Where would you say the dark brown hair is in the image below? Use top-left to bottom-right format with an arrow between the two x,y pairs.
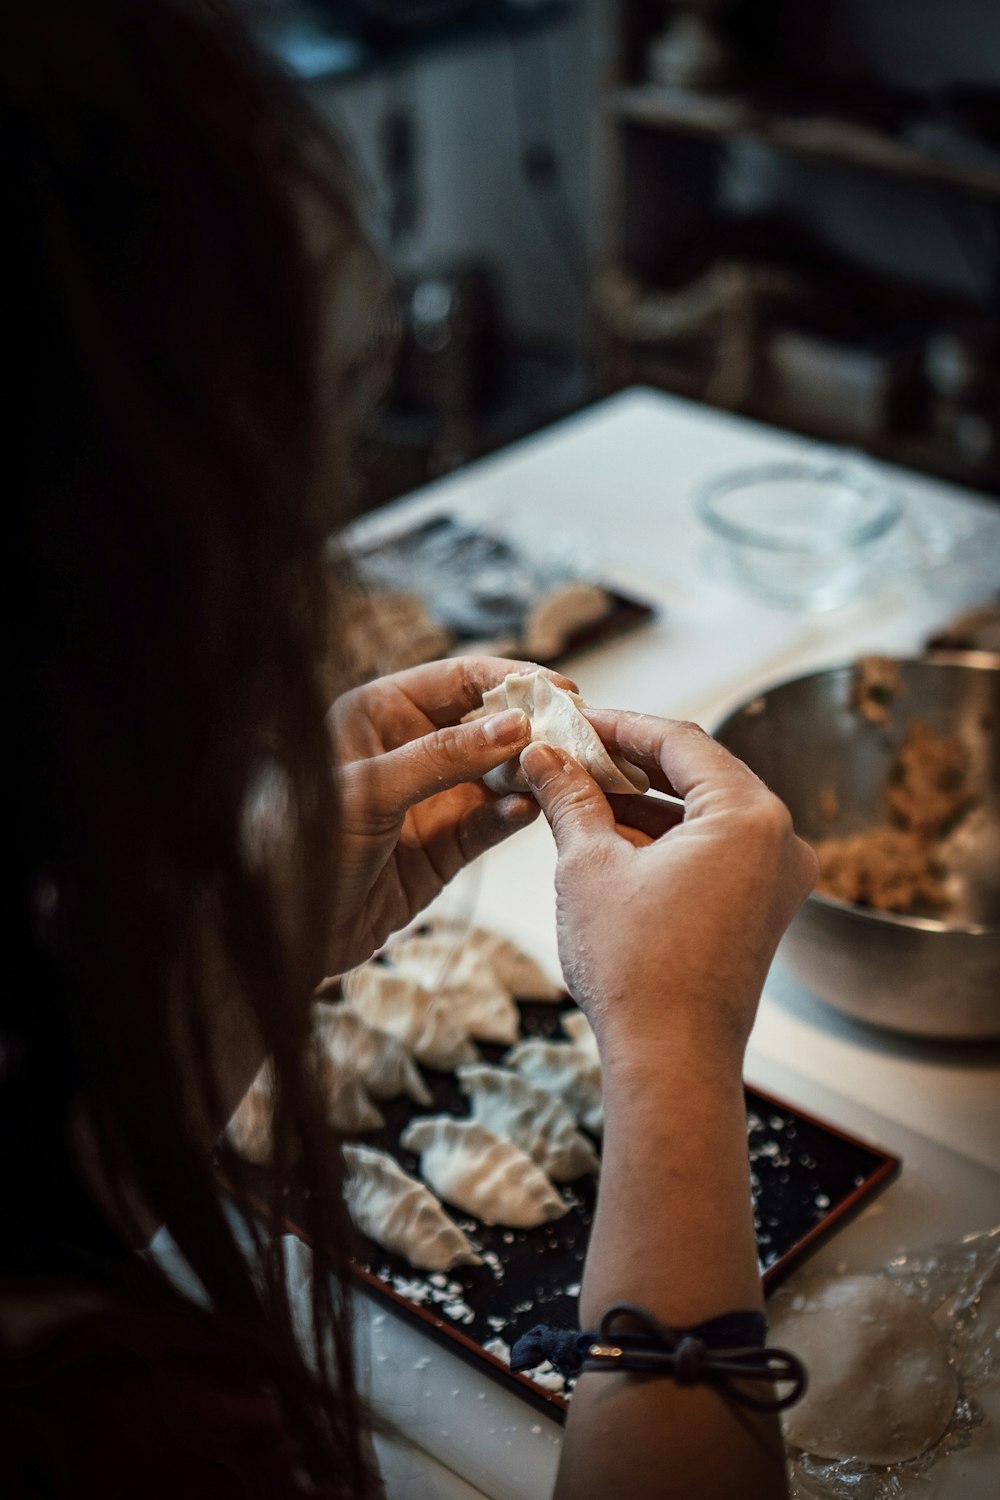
4,1 -> 385,1490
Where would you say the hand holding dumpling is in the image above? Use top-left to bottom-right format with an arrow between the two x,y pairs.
326,657 -> 576,973
464,670 -> 649,797
521,711 -> 818,1076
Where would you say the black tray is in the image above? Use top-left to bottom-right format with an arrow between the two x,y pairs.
351,513 -> 656,667
242,998 -> 899,1422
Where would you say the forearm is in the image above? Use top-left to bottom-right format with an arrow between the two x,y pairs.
580,1049 -> 762,1324
554,1051 -> 787,1500
510,714 -> 816,1499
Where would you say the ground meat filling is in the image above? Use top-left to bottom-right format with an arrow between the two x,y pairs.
851,655 -> 903,726
813,719 -> 976,915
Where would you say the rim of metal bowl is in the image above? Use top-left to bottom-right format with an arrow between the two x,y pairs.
694,460 -> 904,553
713,655 -> 1000,938
806,887 -> 999,938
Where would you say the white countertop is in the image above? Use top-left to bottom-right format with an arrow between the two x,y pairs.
346,389 -> 1000,1499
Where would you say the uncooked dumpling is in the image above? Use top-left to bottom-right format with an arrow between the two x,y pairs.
467,671 -> 649,797
472,928 -> 563,1000
343,1144 -> 482,1273
313,1046 -> 385,1133
226,1048 -> 383,1162
343,963 -> 478,1071
769,1274 -> 958,1464
522,582 -> 612,661
384,936 -> 521,1045
457,1063 -> 599,1181
560,1009 -> 599,1061
226,1064 -> 275,1165
504,1038 -> 603,1135
400,1116 -> 569,1228
312,1003 -> 432,1105
392,921 -> 563,1002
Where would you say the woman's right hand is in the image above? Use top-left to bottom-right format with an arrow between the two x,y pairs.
524,711 -> 810,1500
519,712 -> 818,1077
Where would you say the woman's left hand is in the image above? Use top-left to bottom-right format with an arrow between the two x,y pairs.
324,656 -> 574,974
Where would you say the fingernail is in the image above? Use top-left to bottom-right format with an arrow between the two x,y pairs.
520,742 -> 563,785
484,709 -> 529,745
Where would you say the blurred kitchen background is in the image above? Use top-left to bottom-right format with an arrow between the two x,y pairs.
240,0 -> 1000,504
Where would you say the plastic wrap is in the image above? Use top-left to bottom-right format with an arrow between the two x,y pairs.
787,1226 -> 999,1498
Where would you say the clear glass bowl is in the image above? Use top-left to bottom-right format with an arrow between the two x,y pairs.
695,454 -> 905,610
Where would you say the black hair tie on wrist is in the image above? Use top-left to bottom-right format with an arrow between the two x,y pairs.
510,1302 -> 806,1413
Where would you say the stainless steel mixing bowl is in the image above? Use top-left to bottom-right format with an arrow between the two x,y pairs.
714,656 -> 1000,1040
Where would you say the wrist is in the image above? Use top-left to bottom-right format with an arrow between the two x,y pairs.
596,1020 -> 748,1095
599,1060 -> 748,1151
580,1067 -> 763,1329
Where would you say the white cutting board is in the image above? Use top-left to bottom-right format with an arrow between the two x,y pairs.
357,1055 -> 1000,1500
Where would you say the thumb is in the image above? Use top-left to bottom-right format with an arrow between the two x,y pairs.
372,708 -> 530,812
520,743 -> 616,855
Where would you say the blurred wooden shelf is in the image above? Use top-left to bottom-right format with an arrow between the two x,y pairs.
607,84 -> 1000,201
596,2 -> 1000,495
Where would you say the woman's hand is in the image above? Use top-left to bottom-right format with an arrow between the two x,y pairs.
522,710 -> 808,1500
520,710 -> 818,1076
325,656 -> 575,975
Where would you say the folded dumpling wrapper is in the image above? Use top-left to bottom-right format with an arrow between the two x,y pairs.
225,1065 -> 276,1165
522,582 -> 612,661
504,1037 -> 603,1135
343,1144 -> 482,1272
314,1046 -> 386,1133
467,927 -> 563,1001
769,1274 -> 958,1464
312,1004 -> 432,1105
400,1116 -> 569,1228
343,964 -> 479,1071
383,938 -> 521,1046
390,921 -> 563,1003
560,1008 -> 600,1061
467,671 -> 649,797
226,1048 -> 384,1164
457,1063 -> 600,1181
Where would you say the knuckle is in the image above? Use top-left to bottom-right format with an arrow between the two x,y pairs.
455,655 -> 496,710
797,835 -> 821,888
620,709 -> 656,743
327,684 -> 359,723
429,722 -> 468,767
548,779 -> 596,829
767,796 -> 795,838
744,791 -> 795,845
456,657 -> 481,706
